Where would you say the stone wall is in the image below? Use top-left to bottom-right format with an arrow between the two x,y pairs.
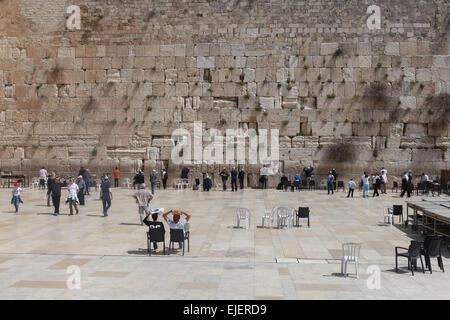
0,0 -> 449,186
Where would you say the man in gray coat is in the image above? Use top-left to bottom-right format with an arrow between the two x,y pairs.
149,170 -> 157,195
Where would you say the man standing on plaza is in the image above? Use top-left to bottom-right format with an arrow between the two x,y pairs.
347,178 -> 356,198
230,167 -> 238,192
149,170 -> 157,195
76,175 -> 86,205
113,167 -> 120,188
46,173 -> 54,207
220,168 -> 229,191
361,172 -> 370,198
39,167 -> 48,190
400,171 -> 411,198
260,166 -> 268,189
380,167 -> 388,194
82,169 -> 91,195
238,168 -> 245,190
327,171 -> 335,195
101,176 -> 113,217
67,178 -> 79,215
133,183 -> 153,225
50,177 -> 63,216
161,169 -> 168,190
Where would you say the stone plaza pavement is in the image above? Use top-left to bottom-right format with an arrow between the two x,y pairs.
0,187 -> 448,300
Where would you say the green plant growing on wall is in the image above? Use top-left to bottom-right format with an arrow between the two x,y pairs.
440,146 -> 448,152
327,93 -> 336,99
244,93 -> 250,99
373,149 -> 378,158
304,65 -> 309,70
263,111 -> 268,116
282,120 -> 289,126
255,104 -> 262,111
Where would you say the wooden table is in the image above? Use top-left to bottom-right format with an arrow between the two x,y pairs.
406,200 -> 450,239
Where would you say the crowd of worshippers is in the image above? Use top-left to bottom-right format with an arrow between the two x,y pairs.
275,167 -> 436,198
17,166 -> 114,216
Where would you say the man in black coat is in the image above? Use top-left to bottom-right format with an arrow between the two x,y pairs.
400,171 -> 411,197
50,177 -> 63,215
143,212 -> 166,251
181,167 -> 190,179
238,169 -> 245,189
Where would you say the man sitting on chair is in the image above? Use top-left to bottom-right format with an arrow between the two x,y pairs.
143,212 -> 165,251
162,209 -> 191,249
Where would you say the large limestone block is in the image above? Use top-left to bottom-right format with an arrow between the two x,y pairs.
197,57 -> 215,69
385,42 -> 400,56
311,121 -> 333,136
404,123 -> 427,137
320,43 -> 339,56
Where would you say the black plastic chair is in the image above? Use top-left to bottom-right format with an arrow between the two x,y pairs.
284,181 -> 291,191
388,205 -> 404,224
337,181 -> 345,192
296,207 -> 310,228
395,241 -> 424,276
169,229 -> 185,255
147,227 -> 165,256
293,181 -> 301,190
392,181 -> 399,193
184,223 -> 191,253
421,236 -> 444,273
308,180 -> 315,190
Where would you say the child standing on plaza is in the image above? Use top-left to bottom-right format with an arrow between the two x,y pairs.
11,183 -> 23,213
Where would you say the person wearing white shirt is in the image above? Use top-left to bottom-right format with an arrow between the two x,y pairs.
67,178 -> 79,215
380,167 -> 388,194
163,209 -> 191,250
347,179 -> 356,198
361,172 -> 370,198
11,183 -> 23,213
39,167 -> 48,190
400,171 -> 411,197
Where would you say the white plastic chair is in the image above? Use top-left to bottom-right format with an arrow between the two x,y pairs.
214,179 -> 221,191
182,178 -> 190,189
319,179 -> 328,190
341,242 -> 361,278
30,177 -> 39,189
174,179 -> 184,190
261,207 -> 276,228
276,206 -> 295,229
122,178 -> 131,189
236,207 -> 251,229
383,206 -> 393,225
